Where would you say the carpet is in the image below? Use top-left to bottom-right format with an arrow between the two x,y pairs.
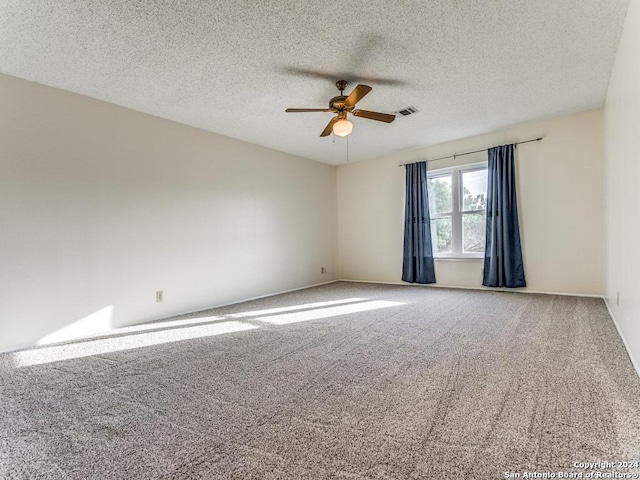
1,282 -> 639,479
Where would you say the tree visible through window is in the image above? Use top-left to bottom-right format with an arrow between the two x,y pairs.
427,175 -> 452,253
427,163 -> 487,258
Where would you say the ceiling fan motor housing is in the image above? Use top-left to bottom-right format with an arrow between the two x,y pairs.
330,95 -> 349,111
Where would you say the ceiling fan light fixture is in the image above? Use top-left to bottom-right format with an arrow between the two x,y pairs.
333,119 -> 353,137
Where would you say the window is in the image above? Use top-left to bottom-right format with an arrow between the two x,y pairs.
427,163 -> 487,258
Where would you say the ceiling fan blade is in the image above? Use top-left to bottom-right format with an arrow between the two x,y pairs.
320,116 -> 339,137
344,84 -> 372,108
286,108 -> 332,113
352,109 -> 396,123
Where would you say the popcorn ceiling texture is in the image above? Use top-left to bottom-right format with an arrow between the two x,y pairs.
1,282 -> 639,478
0,0 -> 630,164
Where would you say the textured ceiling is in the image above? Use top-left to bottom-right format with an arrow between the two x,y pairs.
0,1 -> 630,165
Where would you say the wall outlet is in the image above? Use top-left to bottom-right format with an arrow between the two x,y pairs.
321,267 -> 327,274
156,291 -> 164,303
616,291 -> 620,307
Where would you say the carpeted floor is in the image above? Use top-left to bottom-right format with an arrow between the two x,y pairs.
1,282 -> 639,479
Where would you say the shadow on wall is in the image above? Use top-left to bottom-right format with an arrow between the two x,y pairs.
12,297 -> 405,367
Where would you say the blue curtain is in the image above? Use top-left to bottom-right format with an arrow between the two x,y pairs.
402,162 -> 436,284
483,144 -> 526,288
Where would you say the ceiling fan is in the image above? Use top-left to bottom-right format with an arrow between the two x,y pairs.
285,80 -> 395,137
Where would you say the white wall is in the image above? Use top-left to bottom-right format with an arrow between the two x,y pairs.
0,74 -> 338,352
338,109 -> 604,296
604,0 -> 640,370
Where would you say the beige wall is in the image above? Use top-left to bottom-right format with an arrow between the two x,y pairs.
0,74 -> 338,352
338,109 -> 604,296
604,0 -> 640,371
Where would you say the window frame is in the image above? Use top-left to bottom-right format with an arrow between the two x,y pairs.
427,161 -> 488,260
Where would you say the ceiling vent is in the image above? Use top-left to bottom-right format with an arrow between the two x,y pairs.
394,106 -> 418,118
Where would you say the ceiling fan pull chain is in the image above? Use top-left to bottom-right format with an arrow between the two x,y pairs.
346,135 -> 350,162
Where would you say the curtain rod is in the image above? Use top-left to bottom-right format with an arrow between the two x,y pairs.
397,137 -> 543,167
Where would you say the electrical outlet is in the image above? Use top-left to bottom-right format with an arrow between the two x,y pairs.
156,291 -> 163,303
321,267 -> 327,274
616,291 -> 620,307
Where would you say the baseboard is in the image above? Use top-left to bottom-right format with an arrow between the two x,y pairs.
0,342 -> 34,355
338,278 -> 604,298
603,298 -> 640,379
174,279 -> 341,318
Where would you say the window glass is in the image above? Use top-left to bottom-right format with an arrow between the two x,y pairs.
426,163 -> 487,258
461,169 -> 487,212
430,217 -> 452,254
462,213 -> 485,253
427,175 -> 452,214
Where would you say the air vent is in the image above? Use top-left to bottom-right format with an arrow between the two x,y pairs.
394,106 -> 418,117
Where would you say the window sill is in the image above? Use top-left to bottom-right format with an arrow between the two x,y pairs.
434,256 -> 484,262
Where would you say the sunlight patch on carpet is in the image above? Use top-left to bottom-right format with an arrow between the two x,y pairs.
227,298 -> 367,318
257,300 -> 405,325
13,321 -> 258,367
81,315 -> 226,339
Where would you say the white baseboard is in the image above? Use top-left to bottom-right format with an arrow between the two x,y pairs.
603,298 -> 640,379
122,279 -> 342,330
338,278 -> 604,298
174,279 -> 341,318
0,342 -> 34,355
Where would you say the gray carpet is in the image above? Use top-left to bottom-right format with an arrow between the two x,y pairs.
1,282 -> 640,479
